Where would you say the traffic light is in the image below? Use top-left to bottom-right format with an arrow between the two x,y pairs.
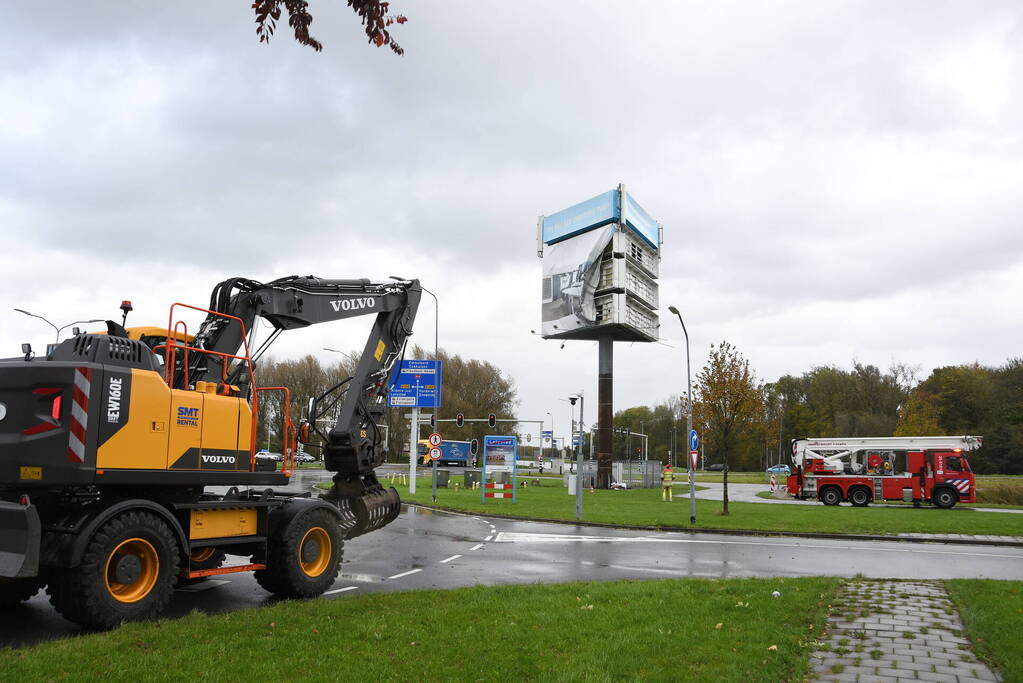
430,414 -> 436,428
470,438 -> 479,455
488,413 -> 496,428
455,413 -> 464,428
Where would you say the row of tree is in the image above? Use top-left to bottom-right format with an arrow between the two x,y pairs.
252,339 -> 1019,475
610,342 -> 1021,475
253,345 -> 518,460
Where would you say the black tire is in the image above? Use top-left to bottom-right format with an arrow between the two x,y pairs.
255,507 -> 343,599
849,487 -> 871,507
933,487 -> 958,509
46,511 -> 179,630
820,487 -> 842,506
0,576 -> 44,605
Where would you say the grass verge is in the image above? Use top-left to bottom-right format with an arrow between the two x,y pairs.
0,577 -> 839,681
946,580 -> 1023,682
382,477 -> 1023,537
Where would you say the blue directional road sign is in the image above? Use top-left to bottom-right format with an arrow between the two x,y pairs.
689,429 -> 699,451
387,360 -> 443,408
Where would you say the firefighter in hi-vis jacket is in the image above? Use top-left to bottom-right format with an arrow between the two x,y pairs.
661,464 -> 674,501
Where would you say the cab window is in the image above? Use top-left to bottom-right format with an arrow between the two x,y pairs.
945,455 -> 963,472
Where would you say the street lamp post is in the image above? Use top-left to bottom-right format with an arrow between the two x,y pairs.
546,410 -> 553,470
569,392 -> 584,521
668,305 -> 696,525
14,309 -> 102,346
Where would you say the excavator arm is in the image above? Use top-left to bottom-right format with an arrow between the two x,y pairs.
185,275 -> 422,537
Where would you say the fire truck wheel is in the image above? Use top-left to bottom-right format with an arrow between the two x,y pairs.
933,487 -> 958,509
0,576 -> 44,605
849,487 -> 871,507
254,508 -> 343,599
819,487 -> 842,506
46,511 -> 179,629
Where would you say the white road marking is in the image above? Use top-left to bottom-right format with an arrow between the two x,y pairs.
439,554 -> 462,564
492,532 -> 1021,559
581,560 -> 683,576
323,586 -> 358,595
470,543 -> 484,551
176,579 -> 231,592
387,569 -> 423,580
485,535 -> 493,541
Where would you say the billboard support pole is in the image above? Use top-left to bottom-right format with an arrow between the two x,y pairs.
597,335 -> 614,488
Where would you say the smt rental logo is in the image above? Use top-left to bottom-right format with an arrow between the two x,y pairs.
177,406 -> 200,428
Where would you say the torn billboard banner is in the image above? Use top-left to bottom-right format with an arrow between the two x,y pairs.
540,225 -> 615,338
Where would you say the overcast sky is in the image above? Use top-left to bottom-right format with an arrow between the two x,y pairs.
2,2 -> 1020,442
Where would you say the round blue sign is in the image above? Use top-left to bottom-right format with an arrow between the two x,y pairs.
689,429 -> 699,451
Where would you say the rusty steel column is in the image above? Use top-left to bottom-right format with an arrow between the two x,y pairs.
597,335 -> 614,488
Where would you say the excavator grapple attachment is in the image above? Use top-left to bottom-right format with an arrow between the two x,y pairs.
321,475 -> 402,540
337,486 -> 401,539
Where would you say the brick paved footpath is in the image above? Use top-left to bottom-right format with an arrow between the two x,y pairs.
809,580 -> 1001,683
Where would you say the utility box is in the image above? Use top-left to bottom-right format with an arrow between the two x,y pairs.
435,469 -> 450,488
464,469 -> 482,488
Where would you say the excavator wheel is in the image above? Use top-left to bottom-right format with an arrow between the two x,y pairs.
0,576 -> 44,606
819,487 -> 842,506
254,508 -> 343,599
46,511 -> 179,630
849,487 -> 871,507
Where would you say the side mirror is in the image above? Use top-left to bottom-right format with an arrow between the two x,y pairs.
307,397 -> 317,420
298,422 -> 311,444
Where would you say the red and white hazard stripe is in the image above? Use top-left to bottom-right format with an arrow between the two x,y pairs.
485,492 -> 513,498
947,478 -> 970,494
484,483 -> 513,490
68,368 -> 91,463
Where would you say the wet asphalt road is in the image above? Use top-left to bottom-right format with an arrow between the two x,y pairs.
3,496 -> 1022,647
3,470 -> 1018,646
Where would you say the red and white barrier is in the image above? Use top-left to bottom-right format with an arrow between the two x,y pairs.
68,367 -> 91,464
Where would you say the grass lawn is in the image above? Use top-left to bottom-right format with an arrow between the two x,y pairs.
0,577 -> 840,681
946,580 -> 1023,683
384,477 -> 1023,537
694,472 -> 772,484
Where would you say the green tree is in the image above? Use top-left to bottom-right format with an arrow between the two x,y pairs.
693,341 -> 762,514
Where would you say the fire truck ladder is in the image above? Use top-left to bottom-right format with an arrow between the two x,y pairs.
791,436 -> 983,469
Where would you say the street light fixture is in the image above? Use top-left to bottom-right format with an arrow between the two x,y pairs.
667,305 -> 696,525
14,308 -> 103,345
322,347 -> 359,363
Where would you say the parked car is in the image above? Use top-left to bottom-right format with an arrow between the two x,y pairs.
294,453 -> 316,464
254,451 -> 278,471
766,464 -> 791,476
705,463 -> 726,472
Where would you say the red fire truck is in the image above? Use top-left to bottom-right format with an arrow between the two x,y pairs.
787,436 -> 983,509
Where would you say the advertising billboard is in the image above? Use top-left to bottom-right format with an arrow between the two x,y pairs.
538,185 -> 661,342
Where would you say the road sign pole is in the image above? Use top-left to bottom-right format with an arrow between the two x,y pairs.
576,393 -> 584,521
409,406 -> 419,494
689,429 -> 698,525
432,458 -> 437,503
